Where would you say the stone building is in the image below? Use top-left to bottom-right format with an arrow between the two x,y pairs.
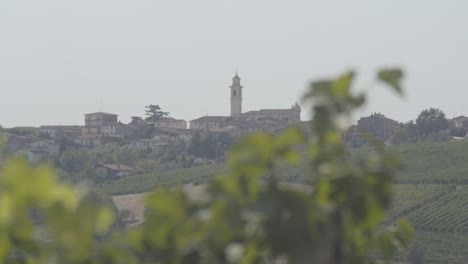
83,112 -> 119,137
29,140 -> 60,156
130,139 -> 169,154
37,125 -> 84,138
154,118 -> 187,130
242,103 -> 301,123
449,116 -> 468,129
73,137 -> 102,147
18,149 -> 48,163
3,133 -> 35,152
190,116 -> 232,131
356,113 -> 400,141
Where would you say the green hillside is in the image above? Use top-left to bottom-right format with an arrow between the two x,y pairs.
100,141 -> 468,195
101,140 -> 468,263
98,164 -> 225,195
382,141 -> 468,263
393,141 -> 468,184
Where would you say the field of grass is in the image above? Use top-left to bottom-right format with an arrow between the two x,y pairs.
392,141 -> 468,184
284,141 -> 468,185
351,141 -> 468,184
98,164 -> 226,195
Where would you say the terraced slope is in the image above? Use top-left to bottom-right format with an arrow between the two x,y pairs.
412,232 -> 468,264
387,184 -> 453,220
406,187 -> 468,234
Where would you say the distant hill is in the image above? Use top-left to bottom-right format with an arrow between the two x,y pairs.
99,140 -> 468,263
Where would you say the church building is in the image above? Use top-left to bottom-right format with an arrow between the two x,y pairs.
190,73 -> 301,132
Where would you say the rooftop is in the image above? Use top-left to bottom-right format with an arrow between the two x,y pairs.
155,117 -> 186,122
85,112 -> 118,117
243,109 -> 297,115
452,116 -> 468,120
190,116 -> 231,122
39,125 -> 84,129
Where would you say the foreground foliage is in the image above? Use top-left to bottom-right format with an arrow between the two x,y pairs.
0,69 -> 413,263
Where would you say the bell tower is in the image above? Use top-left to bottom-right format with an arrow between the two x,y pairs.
230,72 -> 243,116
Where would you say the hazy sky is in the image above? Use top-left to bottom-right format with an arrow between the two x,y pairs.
1,1 -> 467,127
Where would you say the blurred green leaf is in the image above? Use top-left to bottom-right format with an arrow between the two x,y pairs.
378,68 -> 404,95
332,71 -> 354,97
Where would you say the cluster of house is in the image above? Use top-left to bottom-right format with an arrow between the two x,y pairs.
345,112 -> 468,146
7,76 -> 468,178
357,113 -> 400,139
8,69 -> 468,167
4,73 -> 303,165
450,116 -> 468,129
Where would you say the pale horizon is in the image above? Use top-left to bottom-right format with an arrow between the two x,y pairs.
1,1 -> 467,127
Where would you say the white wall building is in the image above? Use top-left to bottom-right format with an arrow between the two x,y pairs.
130,139 -> 169,154
154,118 -> 187,129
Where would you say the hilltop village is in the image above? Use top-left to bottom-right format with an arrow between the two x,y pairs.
2,73 -> 467,179
2,73 -> 304,175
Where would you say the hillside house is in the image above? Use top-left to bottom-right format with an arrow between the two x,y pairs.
449,116 -> 468,128
154,118 -> 187,130
18,149 -> 48,163
95,163 -> 136,178
190,116 -> 232,131
83,112 -> 119,137
356,113 -> 400,141
115,123 -> 138,138
242,104 -> 301,123
130,139 -> 169,154
3,133 -> 35,152
152,127 -> 192,142
29,140 -> 60,156
37,125 -> 83,138
73,137 -> 102,147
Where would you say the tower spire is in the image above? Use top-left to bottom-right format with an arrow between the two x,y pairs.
230,71 -> 243,116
